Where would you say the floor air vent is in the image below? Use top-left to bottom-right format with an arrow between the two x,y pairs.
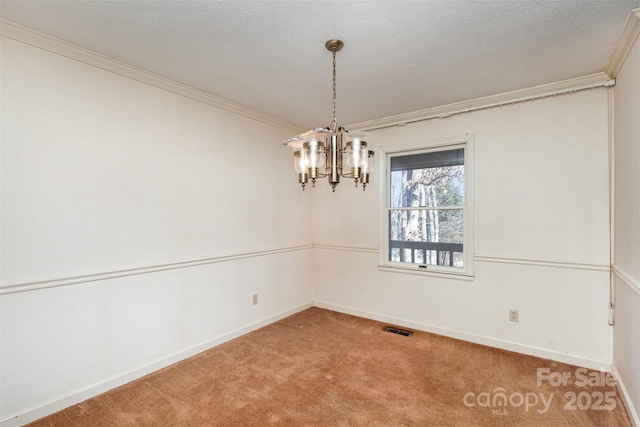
384,326 -> 413,337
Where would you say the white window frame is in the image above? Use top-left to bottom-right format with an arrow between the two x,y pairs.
378,135 -> 474,279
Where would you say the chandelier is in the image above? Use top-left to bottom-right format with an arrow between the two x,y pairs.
283,39 -> 374,192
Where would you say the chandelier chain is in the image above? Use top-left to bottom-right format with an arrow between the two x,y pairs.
332,49 -> 337,132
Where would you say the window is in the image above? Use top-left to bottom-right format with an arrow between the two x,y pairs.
380,136 -> 473,277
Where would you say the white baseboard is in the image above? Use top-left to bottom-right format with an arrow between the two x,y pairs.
0,302 -> 313,427
314,300 -> 612,372
613,365 -> 640,427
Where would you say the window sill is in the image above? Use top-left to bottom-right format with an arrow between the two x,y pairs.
377,265 -> 475,281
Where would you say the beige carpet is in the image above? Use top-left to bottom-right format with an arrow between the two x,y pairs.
28,307 -> 631,426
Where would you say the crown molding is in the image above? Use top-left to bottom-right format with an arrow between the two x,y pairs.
347,72 -> 614,131
606,7 -> 640,78
0,19 -> 304,135
1,15 -> 628,138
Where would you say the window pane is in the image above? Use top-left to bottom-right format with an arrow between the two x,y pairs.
390,247 -> 400,262
388,209 -> 463,268
390,148 -> 463,171
390,149 -> 464,208
389,209 -> 463,243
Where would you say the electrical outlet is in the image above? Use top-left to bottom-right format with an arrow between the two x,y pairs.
509,309 -> 519,322
252,294 -> 258,305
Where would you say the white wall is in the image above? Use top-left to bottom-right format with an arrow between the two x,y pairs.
1,21 -> 629,427
0,37 -> 313,425
314,88 -> 613,368
613,22 -> 640,426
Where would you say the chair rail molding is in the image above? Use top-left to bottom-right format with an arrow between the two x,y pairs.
0,245 -> 313,295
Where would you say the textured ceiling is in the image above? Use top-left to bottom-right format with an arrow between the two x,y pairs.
2,1 -> 639,130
